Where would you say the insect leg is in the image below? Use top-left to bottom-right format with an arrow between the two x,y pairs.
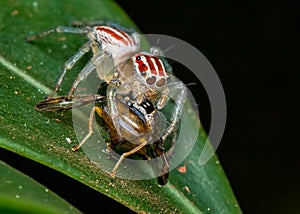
47,42 -> 91,98
35,94 -> 104,112
72,106 -> 97,151
72,105 -> 109,151
26,26 -> 90,42
110,140 -> 148,177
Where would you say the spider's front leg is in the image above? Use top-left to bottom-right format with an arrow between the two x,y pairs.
161,81 -> 187,142
26,26 -> 90,42
67,52 -> 114,99
105,75 -> 122,136
27,26 -> 93,98
48,41 -> 91,98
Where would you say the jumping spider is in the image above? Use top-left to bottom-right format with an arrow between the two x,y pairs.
29,22 -> 186,185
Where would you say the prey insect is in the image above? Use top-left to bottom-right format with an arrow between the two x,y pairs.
30,22 -> 186,185
35,86 -> 171,185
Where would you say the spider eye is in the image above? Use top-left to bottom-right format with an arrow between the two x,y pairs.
136,56 -> 141,61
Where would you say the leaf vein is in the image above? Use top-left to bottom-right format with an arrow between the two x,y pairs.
0,54 -> 51,94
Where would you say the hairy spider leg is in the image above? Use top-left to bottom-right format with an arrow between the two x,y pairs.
27,26 -> 92,98
161,81 -> 187,142
67,52 -> 114,99
49,41 -> 92,98
26,26 -> 90,42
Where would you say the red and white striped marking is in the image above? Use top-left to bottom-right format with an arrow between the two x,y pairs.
93,26 -> 139,63
132,53 -> 169,88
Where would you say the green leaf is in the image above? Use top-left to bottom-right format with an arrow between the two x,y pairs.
0,160 -> 80,214
0,1 -> 242,213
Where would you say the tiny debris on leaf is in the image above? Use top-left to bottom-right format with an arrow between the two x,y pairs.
177,165 -> 187,174
65,137 -> 72,144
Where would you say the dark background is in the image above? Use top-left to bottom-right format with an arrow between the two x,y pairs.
115,1 -> 299,213
1,1 -> 299,214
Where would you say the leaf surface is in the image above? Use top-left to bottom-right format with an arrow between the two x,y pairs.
0,1 -> 242,213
